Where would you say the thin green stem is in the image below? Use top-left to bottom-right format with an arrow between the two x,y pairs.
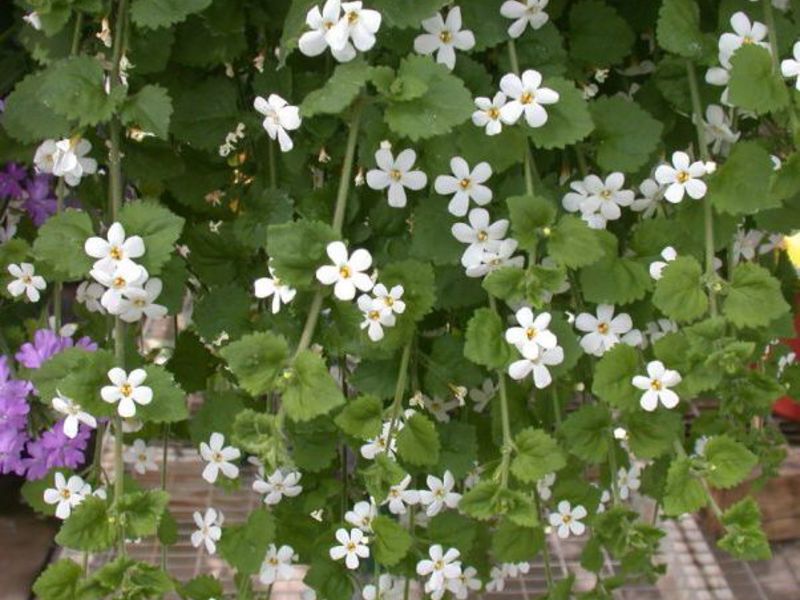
385,341 -> 413,445
507,39 -> 521,75
551,388 -> 562,427
268,139 -> 277,190
533,490 -> 554,588
293,291 -> 324,358
160,423 -> 169,570
70,12 -> 84,55
113,416 -> 126,556
53,179 -> 67,330
673,440 -> 724,519
489,295 -> 514,488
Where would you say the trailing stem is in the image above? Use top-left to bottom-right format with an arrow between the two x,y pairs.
53,179 -> 67,330
385,341 -> 413,445
488,296 -> 514,488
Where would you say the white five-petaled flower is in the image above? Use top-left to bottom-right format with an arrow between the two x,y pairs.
703,105 -> 740,155
632,360 -> 682,411
451,208 -> 509,268
191,508 -> 223,554
718,11 -> 769,68
434,157 -> 492,217
366,147 -> 427,208
90,261 -> 148,312
315,241 -> 373,300
6,262 -> 46,302
371,283 -> 406,316
43,472 -> 91,519
299,0 -> 357,63
508,344 -> 564,389
649,246 -> 677,280
259,544 -> 298,585
630,178 -> 666,218
416,545 -> 462,594
254,94 -> 302,153
499,69 -> 559,128
548,500 -> 587,538
124,439 -> 159,475
537,472 -> 556,501
199,432 -> 241,484
732,228 -> 765,263
362,574 -> 400,600
465,238 -> 524,278
52,391 -> 97,439
253,468 -> 303,504
447,565 -> 482,599
84,222 -> 145,274
505,307 -> 558,358
500,0 -> 549,38
413,6 -> 475,70
655,151 -> 711,203
472,92 -> 508,136
383,474 -> 420,515
327,1 -> 382,56
575,304 -> 633,357
115,278 -> 168,322
101,368 -> 153,418
781,41 -> 800,90
76,280 -> 106,314
580,173 -> 634,222
419,470 -> 461,516
358,294 -> 396,341
255,266 -> 297,314
360,421 -> 398,459
617,465 -> 641,500
329,527 -> 369,569
345,499 -> 377,532
34,138 -> 97,186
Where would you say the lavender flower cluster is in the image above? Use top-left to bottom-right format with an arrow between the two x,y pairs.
0,162 -> 59,242
0,329 -> 97,480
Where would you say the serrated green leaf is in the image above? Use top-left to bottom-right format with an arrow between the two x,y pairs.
32,210 -> 94,281
657,0 -> 708,59
218,508 -> 275,575
548,215 -> 605,269
728,44 -> 789,114
55,496 -> 116,551
653,256 -> 708,322
282,350 -> 346,422
464,307 -> 513,369
167,331 -> 219,394
623,410 -> 683,459
137,364 -> 189,423
527,77 -> 594,150
481,267 -> 526,303
591,344 -> 641,412
560,404 -> 611,463
492,520 -> 544,563
266,220 -> 338,288
458,481 -> 500,520
32,559 -> 83,600
371,515 -> 412,566
569,0 -> 635,67
371,0 -> 449,28
120,84 -> 173,139
507,195 -> 556,251
171,77 -> 239,151
709,141 -> 779,215
663,456 -> 707,516
589,97 -> 663,173
334,394 -> 384,440
718,498 -> 771,560
219,332 -> 289,396
130,0 -> 213,29
396,413 -> 440,466
193,284 -> 252,343
723,263 -> 790,328
511,427 -> 566,483
579,256 -> 651,305
704,435 -> 757,489
119,201 -> 184,275
1,70 -> 71,143
118,489 -> 170,538
301,59 -> 372,117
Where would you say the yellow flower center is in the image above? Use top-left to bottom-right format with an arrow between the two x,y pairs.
562,514 -> 572,524
526,327 -> 537,340
113,276 -> 126,289
434,560 -> 444,571
487,107 -> 500,120
439,30 -> 452,44
743,36 -> 753,44
520,91 -> 535,105
600,190 -> 611,200
109,246 -> 123,260
133,298 -> 146,308
269,557 -> 279,566
676,170 -> 690,184
597,322 -> 609,334
346,542 -> 357,551
459,178 -> 471,190
60,489 -> 71,499
389,169 -> 403,182
369,310 -> 381,321
339,265 -> 351,279
347,10 -> 359,24
22,275 -> 32,284
477,230 -> 488,242
139,453 -> 147,462
384,296 -> 394,307
212,451 -> 223,463
120,383 -> 133,397
650,379 -> 663,391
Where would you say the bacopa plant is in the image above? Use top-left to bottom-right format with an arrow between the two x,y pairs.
1,0 -> 800,598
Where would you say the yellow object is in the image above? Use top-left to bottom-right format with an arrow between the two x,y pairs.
786,231 -> 800,268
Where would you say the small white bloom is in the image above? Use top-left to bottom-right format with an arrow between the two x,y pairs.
52,391 -> 97,438
732,229 -> 765,263
703,105 -> 740,155
371,283 -> 406,316
451,208 -> 509,268
327,1 -> 382,55
91,261 -> 148,312
124,439 -> 158,475
575,304 -> 633,357
422,394 -> 458,423
357,294 -> 396,342
253,468 -> 303,504
617,465 -> 641,500
199,432 -> 241,483
562,179 -> 590,214
632,360 -> 682,411
419,471 -> 461,516
655,151 -> 710,203
191,508 -> 223,554
413,7 -> 475,70
630,178 -> 666,218
580,173 -> 634,222
366,147 -> 427,208
23,11 -> 42,30
255,266 -> 297,313
718,12 -> 769,68
649,246 -> 677,280
345,499 -> 377,532
548,500 -> 587,538
508,344 -> 564,389
299,0 -> 357,62
362,574 -> 399,600
76,280 -> 107,314
501,0 -> 549,38
101,368 -> 153,418
705,64 -> 732,105
486,565 -> 507,593
499,69 -> 559,128
434,157 -> 492,217
259,544 -> 298,585
417,545 -> 462,595
329,527 -> 370,570
505,307 -> 558,358
781,41 -> 800,90
254,94 -> 302,152
447,565 -> 482,599
360,421 -> 397,460
6,262 -> 46,302
537,472 -> 556,501
645,319 -> 678,346
472,92 -> 508,136
469,378 -> 496,413
116,278 -> 168,323
43,472 -> 91,519
383,474 -> 420,515
84,223 -> 145,273
694,435 -> 710,456
316,241 -> 373,300
465,238 -> 524,278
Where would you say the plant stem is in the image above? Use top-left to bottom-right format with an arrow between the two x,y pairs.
70,12 -> 83,55
385,341 -> 413,445
607,433 -> 621,506
507,41 -> 538,197
160,423 -> 169,570
489,295 -> 514,488
113,415 -> 126,556
268,139 -> 277,190
533,489 -> 554,588
673,440 -> 724,519
53,178 -> 67,330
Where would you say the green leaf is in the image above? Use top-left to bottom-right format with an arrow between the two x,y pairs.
560,404 -> 611,463
136,364 -> 189,423
723,263 -> 790,328
281,350 -> 346,422
157,509 -> 179,546
232,410 -> 288,469
511,428 -> 566,483
569,0 -> 635,67
396,413 -> 440,466
266,220 -> 338,288
301,59 -> 372,117
459,0 -> 509,51
662,457 -> 707,516
1,70 -> 71,143
591,344 -> 641,412
378,259 -> 436,323
304,558 -> 354,600
32,210 -> 94,281
370,0 -> 449,28
334,394 -> 384,440
194,284 -> 252,343
289,418 -> 339,472
458,481 -> 501,520
728,44 -> 789,115
118,490 -> 170,538
119,201 -> 184,275
656,0 -> 709,59
708,141 -> 779,215
32,559 -> 83,600
218,509 -> 275,575
130,0 -> 213,29
410,200 -> 462,266
189,390 -> 246,445
363,454 -> 407,502
436,421 -> 478,479
81,557 -> 173,599
179,575 -> 224,600
718,498 -> 771,560
653,256 -> 709,323
579,256 -> 651,305
386,56 -> 474,141
492,520 -> 544,563
55,497 -> 116,552
481,267 -> 526,303
171,77 -> 239,151
167,330 -> 219,394
464,307 -> 514,370
120,84 -> 173,139
371,515 -> 413,566
548,215 -> 605,269
220,332 -> 289,396
527,77 -> 594,150
427,512 -> 478,554
589,97 -> 663,173
623,410 -> 683,459
507,195 -> 556,251
704,435 -> 757,489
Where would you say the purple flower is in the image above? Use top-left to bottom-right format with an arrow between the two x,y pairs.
0,357 -> 31,432
75,336 -> 98,352
0,163 -> 26,200
22,420 -> 91,479
0,428 -> 27,475
14,329 -> 99,369
22,174 -> 57,226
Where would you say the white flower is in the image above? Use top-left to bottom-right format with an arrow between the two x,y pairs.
329,527 -> 369,570
465,238 -> 524,278
781,41 -> 800,90
362,574 -> 399,600
417,545 -> 462,593
719,12 -> 769,68
575,304 -> 633,357
617,465 -> 641,500
34,138 -> 97,186
469,378 -> 496,413
548,500 -> 587,538
579,173 -> 634,222
124,439 -> 158,475
562,179 -> 590,213
259,544 -> 298,585
84,222 -> 145,275
253,468 -> 303,504
43,472 -> 91,519
649,246 -> 677,280
451,208 -> 509,268
199,432 -> 241,483
315,241 -> 373,300
52,391 -> 97,438
299,0 -> 357,62
23,11 -> 42,30
537,472 -> 556,501
632,360 -> 682,411
447,565 -> 482,599
472,93 -> 507,136
366,147 -> 427,208
694,435 -> 710,456
101,368 -> 153,418
6,262 -> 46,302
357,295 -> 395,342
115,278 -> 168,323
383,475 -> 420,514
505,307 -> 558,358
327,1 -> 382,55
76,280 -> 107,314
371,283 -> 406,316
90,261 -> 148,312
434,157 -> 492,217
422,394 -> 458,423
254,94 -> 301,152
419,471 -> 461,516
191,508 -> 222,554
360,421 -> 397,459
630,178 -> 666,218
733,228 -> 764,263
705,64 -> 732,105
645,319 -> 678,345
499,70 -> 559,128
255,266 -> 297,314
501,0 -> 549,38
655,151 -> 710,203
703,105 -> 740,155
508,344 -> 564,388
413,7 -> 475,70
345,499 -> 377,531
